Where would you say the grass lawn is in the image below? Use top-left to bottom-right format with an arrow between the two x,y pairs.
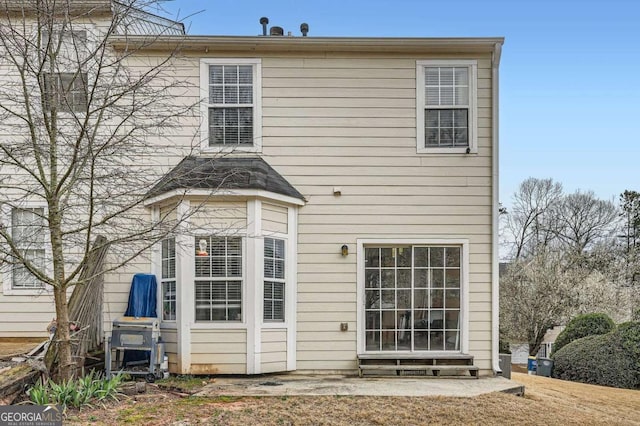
66,372 -> 640,425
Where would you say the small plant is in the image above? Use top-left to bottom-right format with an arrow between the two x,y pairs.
27,371 -> 124,410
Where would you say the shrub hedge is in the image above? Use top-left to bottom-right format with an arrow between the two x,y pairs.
552,313 -> 615,355
551,321 -> 640,389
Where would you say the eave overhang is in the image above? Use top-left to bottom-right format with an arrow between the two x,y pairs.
110,35 -> 505,55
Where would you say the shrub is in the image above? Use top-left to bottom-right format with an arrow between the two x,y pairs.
27,371 -> 124,410
551,322 -> 640,389
552,313 -> 615,355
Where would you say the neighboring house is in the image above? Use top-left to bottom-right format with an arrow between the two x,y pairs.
0,2 -> 504,376
510,326 -> 564,364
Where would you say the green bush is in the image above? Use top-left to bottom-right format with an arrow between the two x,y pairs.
552,313 -> 615,355
27,371 -> 124,410
551,322 -> 640,389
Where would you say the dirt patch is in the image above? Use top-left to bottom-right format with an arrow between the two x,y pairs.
65,373 -> 640,425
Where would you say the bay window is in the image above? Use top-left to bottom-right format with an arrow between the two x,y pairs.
194,236 -> 243,322
264,237 -> 285,322
161,237 -> 176,321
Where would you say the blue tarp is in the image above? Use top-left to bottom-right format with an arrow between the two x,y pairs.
125,273 -> 157,318
123,273 -> 157,365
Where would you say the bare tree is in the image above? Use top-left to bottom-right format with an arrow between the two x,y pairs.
505,177 -> 563,260
500,249 -> 588,355
501,178 -> 622,355
0,0 -> 194,379
554,191 -> 618,253
619,190 -> 640,285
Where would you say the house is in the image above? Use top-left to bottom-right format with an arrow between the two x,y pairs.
0,1 -> 503,376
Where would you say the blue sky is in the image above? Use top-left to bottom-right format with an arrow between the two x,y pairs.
163,0 -> 639,205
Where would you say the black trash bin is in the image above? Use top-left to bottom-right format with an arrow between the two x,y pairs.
499,353 -> 511,379
536,357 -> 554,377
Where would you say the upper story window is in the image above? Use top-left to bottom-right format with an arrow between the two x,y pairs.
416,60 -> 477,154
42,29 -> 88,114
44,72 -> 88,113
200,58 -> 262,151
11,207 -> 46,290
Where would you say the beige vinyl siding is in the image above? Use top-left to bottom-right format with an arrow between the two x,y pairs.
261,329 -> 287,373
189,201 -> 247,231
0,299 -> 55,337
0,39 -> 496,374
262,203 -> 288,234
190,329 -> 247,374
160,327 -> 178,373
259,54 -> 494,373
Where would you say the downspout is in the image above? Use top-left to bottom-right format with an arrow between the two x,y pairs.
491,41 -> 503,375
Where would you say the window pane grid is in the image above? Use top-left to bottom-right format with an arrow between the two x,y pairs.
264,238 -> 285,321
194,236 -> 243,322
161,238 -> 176,321
11,208 -> 46,289
44,72 -> 88,112
365,245 -> 461,352
208,64 -> 254,146
424,65 -> 470,149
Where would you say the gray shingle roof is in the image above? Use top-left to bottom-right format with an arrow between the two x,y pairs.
147,156 -> 305,202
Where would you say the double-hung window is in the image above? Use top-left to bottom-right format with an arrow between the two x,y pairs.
264,237 -> 285,322
10,208 -> 47,290
194,236 -> 243,322
42,30 -> 88,113
201,59 -> 262,150
44,72 -> 88,113
416,60 -> 477,154
161,237 -> 176,321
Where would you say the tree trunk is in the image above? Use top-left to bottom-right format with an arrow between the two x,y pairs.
52,285 -> 74,380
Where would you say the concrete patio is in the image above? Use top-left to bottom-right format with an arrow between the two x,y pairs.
195,374 -> 525,398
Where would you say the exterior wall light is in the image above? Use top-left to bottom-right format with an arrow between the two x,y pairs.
341,244 -> 349,256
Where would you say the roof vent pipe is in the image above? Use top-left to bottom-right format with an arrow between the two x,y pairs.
300,23 -> 309,37
270,26 -> 284,36
259,17 -> 269,36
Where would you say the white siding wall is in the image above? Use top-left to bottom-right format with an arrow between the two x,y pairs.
262,203 -> 288,234
160,327 -> 179,373
0,44 -> 495,374
261,329 -> 287,373
190,329 -> 247,374
258,54 -> 494,372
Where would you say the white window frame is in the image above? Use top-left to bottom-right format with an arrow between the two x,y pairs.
1,203 -> 52,296
199,58 -> 262,153
160,237 -> 177,322
356,238 -> 470,356
193,234 -> 245,324
263,237 -> 286,323
416,60 -> 477,154
42,29 -> 90,115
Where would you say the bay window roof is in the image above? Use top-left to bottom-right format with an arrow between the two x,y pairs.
147,156 -> 304,202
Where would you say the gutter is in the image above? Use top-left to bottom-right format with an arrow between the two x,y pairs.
109,35 -> 505,54
491,41 -> 503,375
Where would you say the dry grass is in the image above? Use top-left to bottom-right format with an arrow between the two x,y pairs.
63,372 -> 640,425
